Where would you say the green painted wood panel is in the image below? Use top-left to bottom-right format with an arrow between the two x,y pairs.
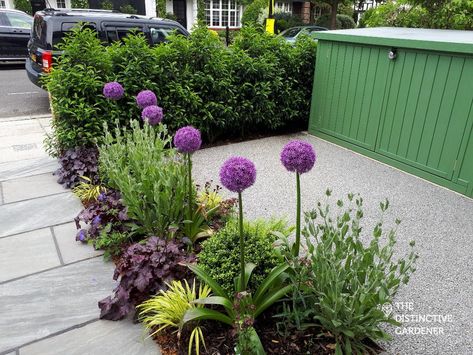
310,42 -> 389,150
377,50 -> 470,181
309,39 -> 473,198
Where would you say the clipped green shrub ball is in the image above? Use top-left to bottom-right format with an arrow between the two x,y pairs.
198,218 -> 291,295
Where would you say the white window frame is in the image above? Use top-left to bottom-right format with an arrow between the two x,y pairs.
56,0 -> 66,9
205,0 -> 242,29
275,1 -> 292,13
0,0 -> 6,9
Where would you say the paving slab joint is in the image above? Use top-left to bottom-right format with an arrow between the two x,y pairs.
50,226 -> 65,265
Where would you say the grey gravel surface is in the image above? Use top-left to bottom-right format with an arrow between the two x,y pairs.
193,132 -> 473,355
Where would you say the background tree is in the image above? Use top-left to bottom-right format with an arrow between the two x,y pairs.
14,0 -> 32,14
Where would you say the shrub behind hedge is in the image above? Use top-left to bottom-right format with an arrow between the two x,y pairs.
45,25 -> 317,153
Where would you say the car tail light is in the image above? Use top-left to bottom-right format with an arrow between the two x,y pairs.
42,51 -> 52,72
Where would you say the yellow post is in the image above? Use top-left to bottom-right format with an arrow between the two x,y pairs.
266,0 -> 275,34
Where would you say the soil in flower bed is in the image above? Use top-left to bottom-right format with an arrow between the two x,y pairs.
154,310 -> 383,354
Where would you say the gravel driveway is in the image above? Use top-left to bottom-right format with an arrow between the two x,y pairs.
193,132 -> 473,355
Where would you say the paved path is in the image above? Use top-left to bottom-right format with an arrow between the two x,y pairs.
0,116 -> 157,355
0,66 -> 50,119
193,133 -> 473,355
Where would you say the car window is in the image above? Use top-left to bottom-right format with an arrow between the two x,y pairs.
280,28 -> 301,38
149,27 -> 185,44
5,12 -> 32,29
0,13 -> 9,27
105,26 -> 143,43
52,22 -> 97,47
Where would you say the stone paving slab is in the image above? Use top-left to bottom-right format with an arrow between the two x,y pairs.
2,173 -> 66,204
0,119 -> 43,137
0,257 -> 116,353
0,141 -> 48,164
19,320 -> 158,355
193,133 -> 473,355
0,134 -> 47,149
0,157 -> 58,181
0,228 -> 60,283
53,222 -> 103,264
0,193 -> 82,238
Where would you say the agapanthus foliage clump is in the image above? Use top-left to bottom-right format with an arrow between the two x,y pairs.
103,81 -> 124,100
55,146 -> 99,188
141,105 -> 163,125
136,89 -> 157,109
173,126 -> 202,153
98,237 -> 195,320
75,189 -> 129,243
219,157 -> 256,193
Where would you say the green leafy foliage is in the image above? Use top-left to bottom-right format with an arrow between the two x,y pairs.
43,26 -> 112,155
45,25 -> 317,152
360,0 -> 473,30
94,230 -> 130,260
198,218 -> 290,295
315,13 -> 356,29
99,120 -> 187,237
274,13 -> 305,33
13,0 -> 32,14
71,0 -> 88,8
119,4 -> 138,14
277,191 -> 418,353
101,0 -> 113,10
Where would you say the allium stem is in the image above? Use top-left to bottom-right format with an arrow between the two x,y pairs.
293,172 -> 301,256
187,153 -> 193,222
238,192 -> 245,290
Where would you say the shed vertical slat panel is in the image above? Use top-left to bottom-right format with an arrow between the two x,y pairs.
341,46 -> 363,139
416,56 -> 451,170
387,52 -> 417,155
357,47 -> 378,144
349,46 -> 371,141
332,43 -> 349,133
406,55 -> 439,162
324,42 -> 340,132
428,56 -> 465,176
396,53 -> 428,159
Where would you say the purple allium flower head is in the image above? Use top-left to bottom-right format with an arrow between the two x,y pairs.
136,90 -> 157,109
173,126 -> 202,153
141,105 -> 163,125
219,157 -> 256,193
103,82 -> 124,100
77,230 -> 86,242
98,193 -> 106,202
280,140 -> 316,174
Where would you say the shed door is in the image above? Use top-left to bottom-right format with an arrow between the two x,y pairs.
377,51 -> 473,180
311,42 -> 390,151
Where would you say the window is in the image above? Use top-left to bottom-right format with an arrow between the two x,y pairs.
105,26 -> 143,43
275,2 -> 292,13
205,0 -> 242,28
0,1 -> 6,9
5,12 -> 32,29
56,0 -> 66,8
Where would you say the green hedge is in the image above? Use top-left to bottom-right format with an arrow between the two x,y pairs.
44,26 -> 317,155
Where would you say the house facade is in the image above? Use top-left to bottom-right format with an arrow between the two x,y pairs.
1,0 -> 72,11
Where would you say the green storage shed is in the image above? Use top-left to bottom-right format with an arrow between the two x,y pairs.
309,27 -> 473,198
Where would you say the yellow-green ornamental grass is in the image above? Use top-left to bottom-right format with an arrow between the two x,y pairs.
137,280 -> 211,355
72,176 -> 106,203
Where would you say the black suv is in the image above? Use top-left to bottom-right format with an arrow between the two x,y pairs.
0,9 -> 33,61
26,9 -> 188,87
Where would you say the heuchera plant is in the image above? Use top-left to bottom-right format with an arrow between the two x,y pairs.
75,190 -> 128,243
98,237 -> 195,321
55,146 -> 99,188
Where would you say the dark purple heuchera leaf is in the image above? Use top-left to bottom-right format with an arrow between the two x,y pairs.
55,146 -> 99,188
98,237 -> 195,321
75,190 -> 129,243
